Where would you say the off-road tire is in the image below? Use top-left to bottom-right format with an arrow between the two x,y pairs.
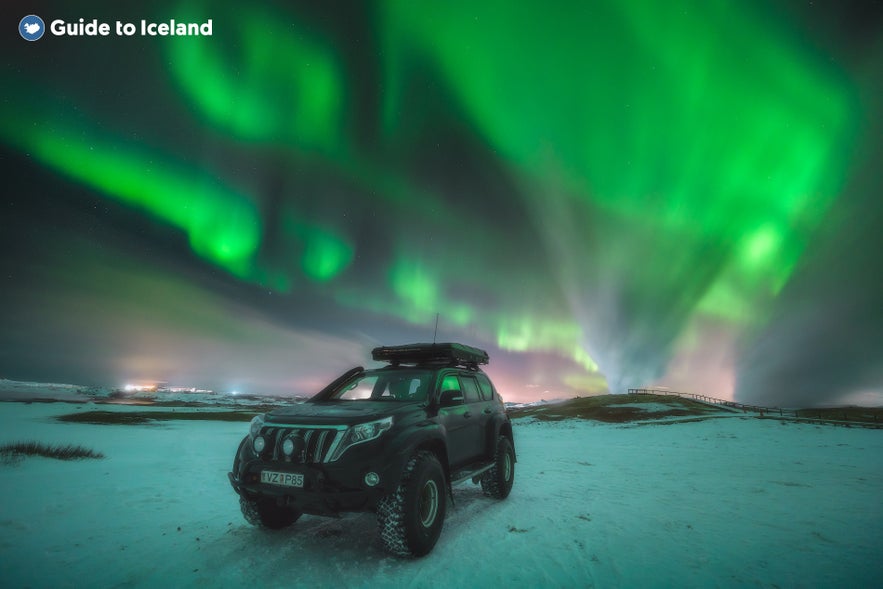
240,495 -> 301,530
376,451 -> 447,557
481,436 -> 515,499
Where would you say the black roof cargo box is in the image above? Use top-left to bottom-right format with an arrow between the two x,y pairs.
372,343 -> 489,367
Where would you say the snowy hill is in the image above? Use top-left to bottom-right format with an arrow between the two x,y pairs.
0,378 -> 100,402
0,378 -> 302,406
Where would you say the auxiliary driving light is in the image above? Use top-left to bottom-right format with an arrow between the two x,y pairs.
253,435 -> 266,453
282,437 -> 295,456
364,472 -> 380,487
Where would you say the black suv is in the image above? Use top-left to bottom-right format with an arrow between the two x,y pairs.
228,343 -> 516,557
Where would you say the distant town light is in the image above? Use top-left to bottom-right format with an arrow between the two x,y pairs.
120,382 -> 212,394
123,383 -> 156,392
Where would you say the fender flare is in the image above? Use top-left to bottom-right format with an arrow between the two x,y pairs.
486,417 -> 516,461
384,424 -> 449,488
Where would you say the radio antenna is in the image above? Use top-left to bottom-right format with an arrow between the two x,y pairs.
433,313 -> 440,344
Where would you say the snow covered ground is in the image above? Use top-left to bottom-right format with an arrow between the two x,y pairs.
1,402 -> 881,588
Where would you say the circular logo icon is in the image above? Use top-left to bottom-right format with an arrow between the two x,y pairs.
19,15 -> 45,41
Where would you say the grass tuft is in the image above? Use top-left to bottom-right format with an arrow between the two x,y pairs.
1,441 -> 104,464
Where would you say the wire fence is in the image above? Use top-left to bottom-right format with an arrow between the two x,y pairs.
627,388 -> 882,429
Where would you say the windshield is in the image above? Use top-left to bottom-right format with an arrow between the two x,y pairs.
330,369 -> 433,402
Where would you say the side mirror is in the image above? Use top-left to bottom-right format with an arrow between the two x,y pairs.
438,389 -> 465,407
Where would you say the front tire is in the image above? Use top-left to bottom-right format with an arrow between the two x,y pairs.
240,495 -> 301,530
481,436 -> 515,499
377,451 -> 447,557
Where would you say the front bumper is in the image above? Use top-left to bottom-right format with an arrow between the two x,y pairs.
228,470 -> 383,515
229,445 -> 410,516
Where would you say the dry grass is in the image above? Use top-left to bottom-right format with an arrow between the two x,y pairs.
508,394 -> 721,423
59,396 -> 713,426
56,410 -> 260,425
1,441 -> 104,464
49,395 -> 883,428
794,407 -> 883,423
508,394 -> 883,426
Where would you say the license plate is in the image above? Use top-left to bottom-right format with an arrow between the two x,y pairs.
260,470 -> 304,487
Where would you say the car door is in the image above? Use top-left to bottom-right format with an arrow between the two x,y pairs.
458,374 -> 491,461
436,372 -> 474,467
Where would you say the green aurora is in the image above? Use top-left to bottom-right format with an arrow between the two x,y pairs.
1,0 -> 881,404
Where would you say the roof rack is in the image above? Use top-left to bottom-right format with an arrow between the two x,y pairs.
372,343 -> 489,368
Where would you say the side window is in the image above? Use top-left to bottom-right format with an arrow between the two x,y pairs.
440,374 -> 461,394
438,374 -> 464,406
460,376 -> 482,404
476,373 -> 495,401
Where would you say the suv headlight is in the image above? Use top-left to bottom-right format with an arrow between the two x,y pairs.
328,416 -> 393,462
249,414 -> 265,439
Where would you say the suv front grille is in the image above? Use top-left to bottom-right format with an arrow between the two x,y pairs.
260,426 -> 344,464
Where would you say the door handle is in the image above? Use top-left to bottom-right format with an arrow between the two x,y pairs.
483,408 -> 492,415
464,411 -> 472,418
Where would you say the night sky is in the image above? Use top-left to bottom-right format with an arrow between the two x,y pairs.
2,1 -> 881,405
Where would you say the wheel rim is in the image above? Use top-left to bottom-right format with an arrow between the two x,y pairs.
418,480 -> 439,527
502,451 -> 512,482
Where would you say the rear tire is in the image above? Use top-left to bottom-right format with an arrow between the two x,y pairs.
481,436 -> 515,499
240,495 -> 301,530
377,451 -> 447,557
